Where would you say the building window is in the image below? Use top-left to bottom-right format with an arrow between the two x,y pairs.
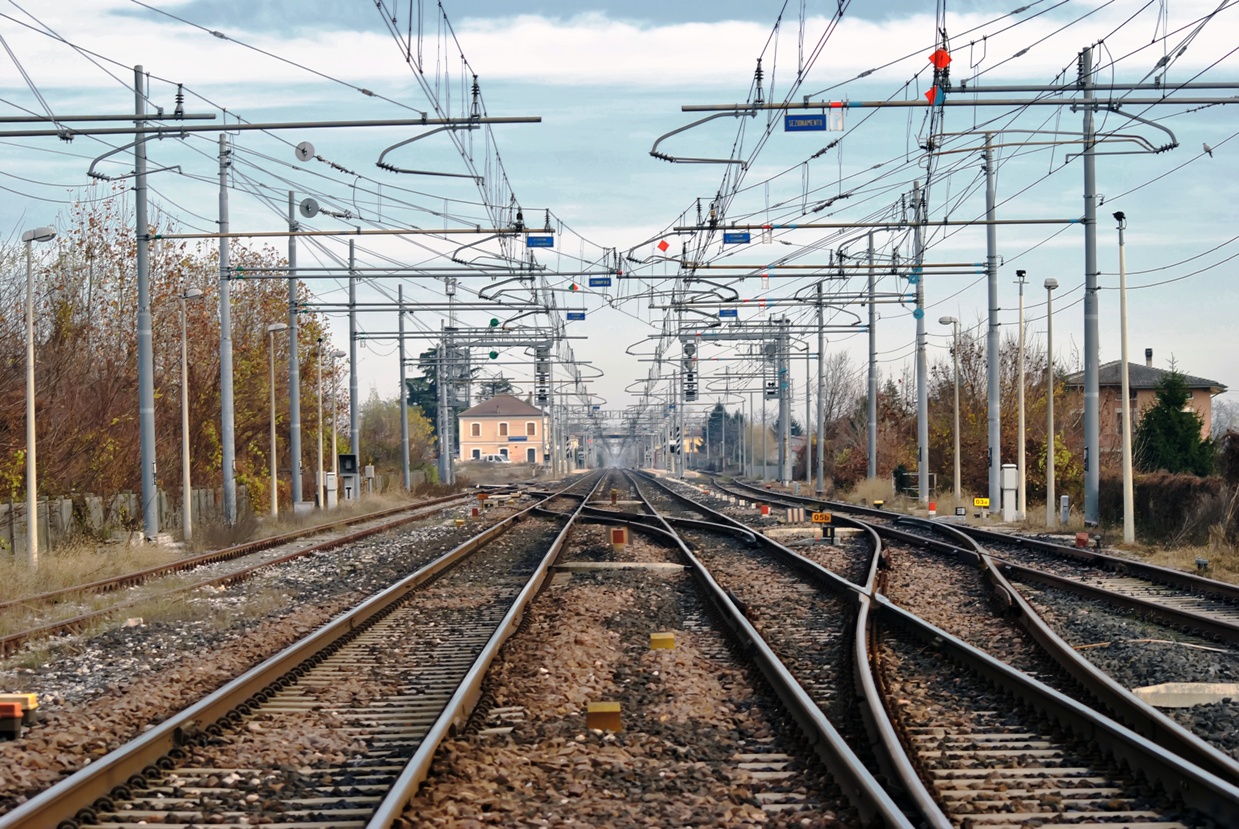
498,422 -> 509,437
527,447 -> 536,462
500,448 -> 509,458
471,448 -> 481,459
526,421 -> 537,436
470,422 -> 481,437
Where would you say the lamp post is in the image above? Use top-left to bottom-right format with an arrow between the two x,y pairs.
316,337 -> 324,509
1044,278 -> 1059,527
180,288 -> 204,541
1116,212 -> 1135,544
939,316 -> 961,503
1015,269 -> 1028,520
267,322 -> 288,516
330,349 -> 347,477
22,225 -> 55,567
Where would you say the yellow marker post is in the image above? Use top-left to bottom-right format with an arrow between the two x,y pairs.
587,701 -> 622,731
650,632 -> 675,650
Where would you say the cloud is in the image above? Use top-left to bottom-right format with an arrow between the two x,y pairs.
5,2 -> 1236,104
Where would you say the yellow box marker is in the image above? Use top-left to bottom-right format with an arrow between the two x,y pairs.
650,632 -> 675,650
0,693 -> 38,725
586,701 -> 622,732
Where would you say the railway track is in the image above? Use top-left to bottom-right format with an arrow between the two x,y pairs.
634,472 -> 1239,826
711,476 -> 1239,773
9,469 -> 1238,827
404,472 -> 877,824
714,476 -> 1239,642
618,471 -> 911,826
0,491 -> 497,658
0,474 -> 600,829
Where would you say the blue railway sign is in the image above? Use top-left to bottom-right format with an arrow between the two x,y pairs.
785,114 -> 827,132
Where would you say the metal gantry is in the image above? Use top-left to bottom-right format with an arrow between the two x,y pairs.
650,49 -> 1238,519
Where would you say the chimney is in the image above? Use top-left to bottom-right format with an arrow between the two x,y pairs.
1145,348 -> 1153,368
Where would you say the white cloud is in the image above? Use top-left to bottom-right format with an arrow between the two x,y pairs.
5,3 -> 1237,103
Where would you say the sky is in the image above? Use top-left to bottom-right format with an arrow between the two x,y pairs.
2,0 -> 1238,436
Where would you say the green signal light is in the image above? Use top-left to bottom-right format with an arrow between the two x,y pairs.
489,318 -> 500,327
489,350 -> 499,359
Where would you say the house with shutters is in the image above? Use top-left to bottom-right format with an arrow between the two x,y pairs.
457,394 -> 547,463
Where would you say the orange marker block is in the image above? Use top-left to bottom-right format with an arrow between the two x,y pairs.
0,694 -> 38,725
0,702 -> 23,739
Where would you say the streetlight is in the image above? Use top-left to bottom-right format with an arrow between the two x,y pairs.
329,349 -> 347,477
267,322 -> 288,517
1115,212 -> 1135,544
22,226 -> 55,567
316,337 -> 324,508
1015,269 -> 1028,520
1044,278 -> 1059,527
180,288 -> 204,541
939,316 -> 961,503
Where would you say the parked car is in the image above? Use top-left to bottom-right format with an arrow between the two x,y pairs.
480,454 -> 511,463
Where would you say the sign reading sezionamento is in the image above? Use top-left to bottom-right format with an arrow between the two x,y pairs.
785,114 -> 827,132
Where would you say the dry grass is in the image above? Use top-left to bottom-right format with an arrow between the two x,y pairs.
119,584 -> 294,631
0,538 -> 179,605
1142,543 -> 1239,585
187,487 -> 462,552
845,477 -> 895,506
0,488 -> 456,611
4,582 -> 300,668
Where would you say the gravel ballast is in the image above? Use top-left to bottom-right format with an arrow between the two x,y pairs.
402,523 -> 849,827
0,505 -> 513,813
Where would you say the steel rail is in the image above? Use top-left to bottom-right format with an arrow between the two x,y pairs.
896,515 -> 1239,787
955,522 -> 1239,602
716,477 -> 1239,643
844,518 -> 950,828
872,595 -> 1239,825
998,558 -> 1239,643
741,480 -> 1239,787
0,494 -> 486,658
851,592 -> 949,828
0,493 -> 474,614
0,474 -> 600,829
722,476 -> 1239,604
712,476 -> 1239,800
626,471 -> 918,828
365,472 -> 605,827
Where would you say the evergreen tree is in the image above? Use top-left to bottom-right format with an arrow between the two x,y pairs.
404,346 -> 439,432
1133,370 -> 1214,475
475,375 -> 514,401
